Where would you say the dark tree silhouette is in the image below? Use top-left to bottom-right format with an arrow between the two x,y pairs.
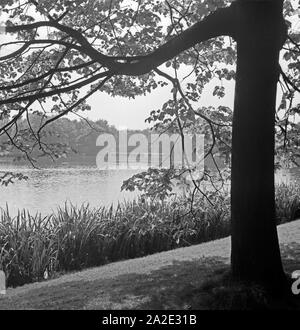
230,0 -> 288,292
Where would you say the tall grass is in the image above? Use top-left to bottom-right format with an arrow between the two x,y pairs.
0,183 -> 299,287
275,182 -> 300,223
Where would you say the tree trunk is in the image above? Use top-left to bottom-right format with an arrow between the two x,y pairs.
231,0 -> 288,292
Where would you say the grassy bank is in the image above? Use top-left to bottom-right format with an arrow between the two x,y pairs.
0,183 -> 299,288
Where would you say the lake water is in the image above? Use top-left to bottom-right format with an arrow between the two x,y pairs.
0,165 -> 299,216
0,165 -> 141,216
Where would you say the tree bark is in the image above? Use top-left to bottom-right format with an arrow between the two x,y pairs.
231,0 -> 288,292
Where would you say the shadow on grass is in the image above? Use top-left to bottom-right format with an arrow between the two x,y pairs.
0,242 -> 299,310
0,257 -> 228,310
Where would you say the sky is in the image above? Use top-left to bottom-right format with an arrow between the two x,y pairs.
72,77 -> 235,130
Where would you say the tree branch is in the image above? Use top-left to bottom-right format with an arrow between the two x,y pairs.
0,60 -> 96,91
5,5 -> 236,76
0,40 -> 84,61
0,71 -> 110,106
37,73 -> 113,136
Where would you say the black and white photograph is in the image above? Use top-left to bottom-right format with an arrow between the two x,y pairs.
0,0 -> 300,317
